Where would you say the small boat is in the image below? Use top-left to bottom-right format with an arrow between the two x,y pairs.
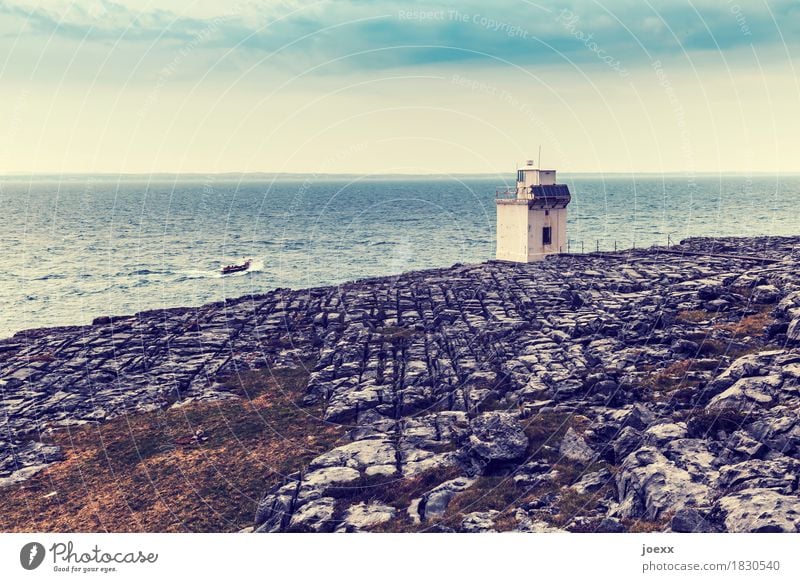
221,259 -> 252,275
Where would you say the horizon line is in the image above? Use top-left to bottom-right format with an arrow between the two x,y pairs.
2,170 -> 798,179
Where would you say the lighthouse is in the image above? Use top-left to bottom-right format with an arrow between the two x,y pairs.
495,161 -> 571,262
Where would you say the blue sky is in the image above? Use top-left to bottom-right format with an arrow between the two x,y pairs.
1,0 -> 798,174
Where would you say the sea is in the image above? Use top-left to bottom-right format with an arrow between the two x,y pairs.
1,174 -> 798,338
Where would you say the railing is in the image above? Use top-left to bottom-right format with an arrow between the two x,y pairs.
495,188 -> 521,199
564,235 -> 677,254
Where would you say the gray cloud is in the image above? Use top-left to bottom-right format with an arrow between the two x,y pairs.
1,0 -> 798,73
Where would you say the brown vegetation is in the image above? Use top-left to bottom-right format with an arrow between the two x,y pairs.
676,309 -> 715,324
0,359 -> 346,532
713,307 -> 775,339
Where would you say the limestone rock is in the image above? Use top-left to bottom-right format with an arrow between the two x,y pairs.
788,318 -> 800,343
419,477 -> 475,521
559,427 -> 596,463
615,447 -> 711,520
337,501 -> 396,532
468,412 -> 528,465
461,511 -> 499,533
288,497 -> 337,532
670,508 -> 717,533
715,489 -> 800,532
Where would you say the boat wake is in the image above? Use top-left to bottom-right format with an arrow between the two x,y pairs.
177,258 -> 266,280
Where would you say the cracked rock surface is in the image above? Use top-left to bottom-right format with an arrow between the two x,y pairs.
2,236 -> 800,532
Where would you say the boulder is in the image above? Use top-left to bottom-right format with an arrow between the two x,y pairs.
302,466 -> 361,492
310,438 -> 398,478
715,489 -> 800,532
468,412 -> 528,464
751,284 -> 780,304
746,410 -> 800,455
776,291 -> 800,316
615,447 -> 711,520
644,422 -> 688,446
594,379 -> 620,397
671,339 -> 700,355
419,477 -> 476,521
706,375 -> 782,411
571,468 -> 613,495
559,427 -> 596,463
662,438 -> 719,486
788,318 -> 800,343
718,458 -> 800,493
337,501 -> 396,532
670,508 -> 717,533
611,426 -> 643,463
624,403 -> 656,431
324,383 -> 383,423
461,510 -> 499,533
595,517 -> 626,533
287,497 -> 337,532
513,512 -> 564,532
0,440 -> 63,476
697,284 -> 721,301
723,430 -> 766,459
254,482 -> 298,532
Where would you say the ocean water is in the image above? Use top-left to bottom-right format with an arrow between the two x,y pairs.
1,174 -> 798,338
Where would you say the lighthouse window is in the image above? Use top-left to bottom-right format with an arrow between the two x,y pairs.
542,226 -> 552,245
517,170 -> 524,182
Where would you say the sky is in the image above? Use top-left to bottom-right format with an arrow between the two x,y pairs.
0,0 -> 799,175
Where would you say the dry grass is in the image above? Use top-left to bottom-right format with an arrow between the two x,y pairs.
676,310 -> 714,324
713,308 -> 774,339
685,406 -> 750,437
362,465 -> 465,533
548,485 -> 613,528
648,359 -> 693,391
522,411 -> 590,463
443,476 -> 518,519
624,518 -> 669,533
368,411 -> 609,532
0,358 -> 347,532
492,512 -> 519,532
646,359 -> 705,401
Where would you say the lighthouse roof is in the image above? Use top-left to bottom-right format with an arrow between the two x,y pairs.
528,184 -> 571,208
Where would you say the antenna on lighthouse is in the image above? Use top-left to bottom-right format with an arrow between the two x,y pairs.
538,145 -> 542,169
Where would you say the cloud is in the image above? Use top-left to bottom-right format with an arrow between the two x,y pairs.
1,0 -> 798,75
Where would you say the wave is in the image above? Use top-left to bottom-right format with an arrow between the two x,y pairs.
33,273 -> 67,281
131,268 -> 162,276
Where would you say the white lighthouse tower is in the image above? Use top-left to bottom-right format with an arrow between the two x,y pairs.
495,161 -> 571,262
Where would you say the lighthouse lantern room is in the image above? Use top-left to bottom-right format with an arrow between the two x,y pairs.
495,161 -> 571,262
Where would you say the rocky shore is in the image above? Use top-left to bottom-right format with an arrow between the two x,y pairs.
2,236 -> 800,533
